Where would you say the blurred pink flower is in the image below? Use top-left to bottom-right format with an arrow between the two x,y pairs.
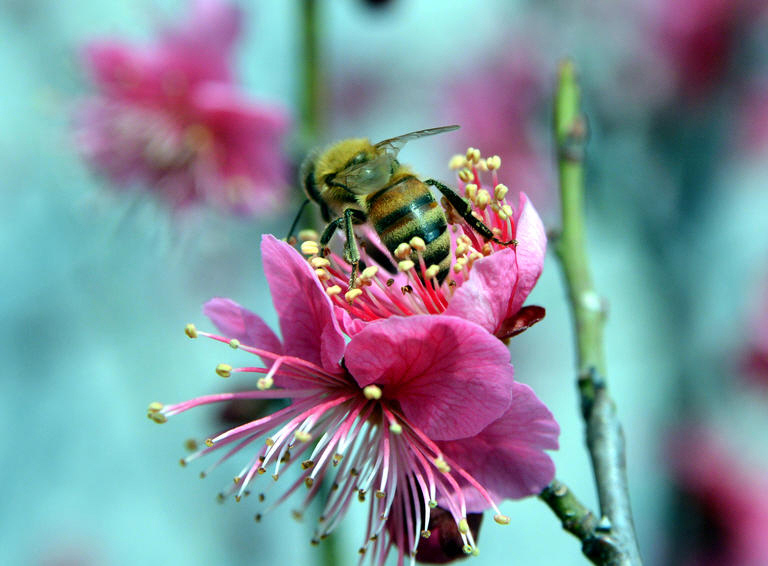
444,50 -> 552,211
299,150 -> 546,342
75,0 -> 290,214
734,83 -> 768,156
740,286 -> 768,387
644,0 -> 764,99
667,428 -> 768,566
150,234 -> 558,564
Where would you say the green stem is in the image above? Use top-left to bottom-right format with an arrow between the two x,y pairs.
299,0 -> 321,148
550,60 -> 643,566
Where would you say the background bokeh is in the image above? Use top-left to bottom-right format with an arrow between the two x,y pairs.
3,0 -> 768,565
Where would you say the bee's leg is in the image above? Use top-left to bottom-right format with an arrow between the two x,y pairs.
319,217 -> 345,256
342,208 -> 366,288
425,179 -> 518,246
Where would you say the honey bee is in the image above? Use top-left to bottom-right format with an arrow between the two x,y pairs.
293,125 -> 514,286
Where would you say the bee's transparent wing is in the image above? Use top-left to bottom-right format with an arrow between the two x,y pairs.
374,125 -> 460,157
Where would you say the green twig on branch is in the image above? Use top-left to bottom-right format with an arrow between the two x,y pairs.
545,60 -> 643,566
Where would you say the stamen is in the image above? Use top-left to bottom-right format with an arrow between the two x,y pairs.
300,241 -> 319,255
216,363 -> 232,378
434,456 -> 451,473
228,339 -> 240,349
494,183 -> 508,200
185,323 -> 198,338
310,257 -> 330,268
299,229 -> 319,242
394,242 -> 412,260
326,285 -> 342,296
494,514 -> 511,525
408,237 -> 426,252
398,260 -> 415,272
458,518 -> 469,534
363,385 -> 382,400
295,430 -> 312,443
345,289 -> 363,303
449,155 -> 466,169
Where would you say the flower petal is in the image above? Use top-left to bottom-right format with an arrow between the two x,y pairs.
261,235 -> 346,372
345,315 -> 514,441
508,192 -> 546,314
443,248 -> 518,336
203,297 -> 283,365
437,382 -> 559,510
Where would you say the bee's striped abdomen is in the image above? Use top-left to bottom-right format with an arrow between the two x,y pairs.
367,176 -> 451,282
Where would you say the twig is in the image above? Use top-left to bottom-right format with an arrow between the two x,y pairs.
539,479 -> 627,565
548,60 -> 643,566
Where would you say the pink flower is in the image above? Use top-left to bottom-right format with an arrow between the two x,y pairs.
666,428 -> 768,566
149,235 -> 558,564
75,0 -> 290,214
298,149 -> 547,341
740,286 -> 768,388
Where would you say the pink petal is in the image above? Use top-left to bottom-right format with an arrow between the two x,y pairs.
444,248 -> 518,336
203,297 -> 283,363
508,192 -> 546,314
438,382 -> 559,510
261,235 -> 346,373
345,315 -> 514,441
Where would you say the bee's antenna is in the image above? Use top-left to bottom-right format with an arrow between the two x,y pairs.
286,198 -> 311,242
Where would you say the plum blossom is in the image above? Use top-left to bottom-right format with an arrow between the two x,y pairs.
298,148 -> 546,341
75,0 -> 290,214
149,235 -> 558,565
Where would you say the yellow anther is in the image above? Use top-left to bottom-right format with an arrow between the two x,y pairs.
205,438 -> 214,447
472,547 -> 480,556
179,458 -> 187,467
452,262 -> 464,274
389,422 -> 403,435
394,242 -> 412,259
424,265 -> 440,280
476,189 -> 491,209
363,385 -> 382,400
257,467 -> 266,475
305,477 -> 314,488
257,376 -> 274,390
398,260 -> 415,272
325,285 -> 342,297
292,510 -> 304,521
310,257 -> 330,268
233,476 -> 241,485
315,268 -> 330,281
147,402 -> 163,413
494,514 -> 511,525
482,243 -> 493,256
487,155 -> 502,170
184,438 -> 198,451
294,430 -> 312,443
434,456 -> 451,473
421,530 -> 431,539
184,324 -> 198,339
409,236 -> 426,251
429,499 -> 438,508
498,209 -> 508,221
300,241 -> 319,256
494,183 -> 508,200
228,338 -> 240,349
360,265 -> 379,280
345,288 -> 363,303
216,363 -> 232,378
149,412 -> 167,424
501,204 -> 514,217
465,147 -> 475,161
272,474 -> 279,481
462,545 -> 473,555
477,158 -> 488,171
455,243 -> 468,257
458,518 -> 469,534
299,229 -> 319,242
375,490 -> 386,499
301,460 -> 314,470
458,168 -> 474,183
464,183 -> 478,201
449,154 -> 466,169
